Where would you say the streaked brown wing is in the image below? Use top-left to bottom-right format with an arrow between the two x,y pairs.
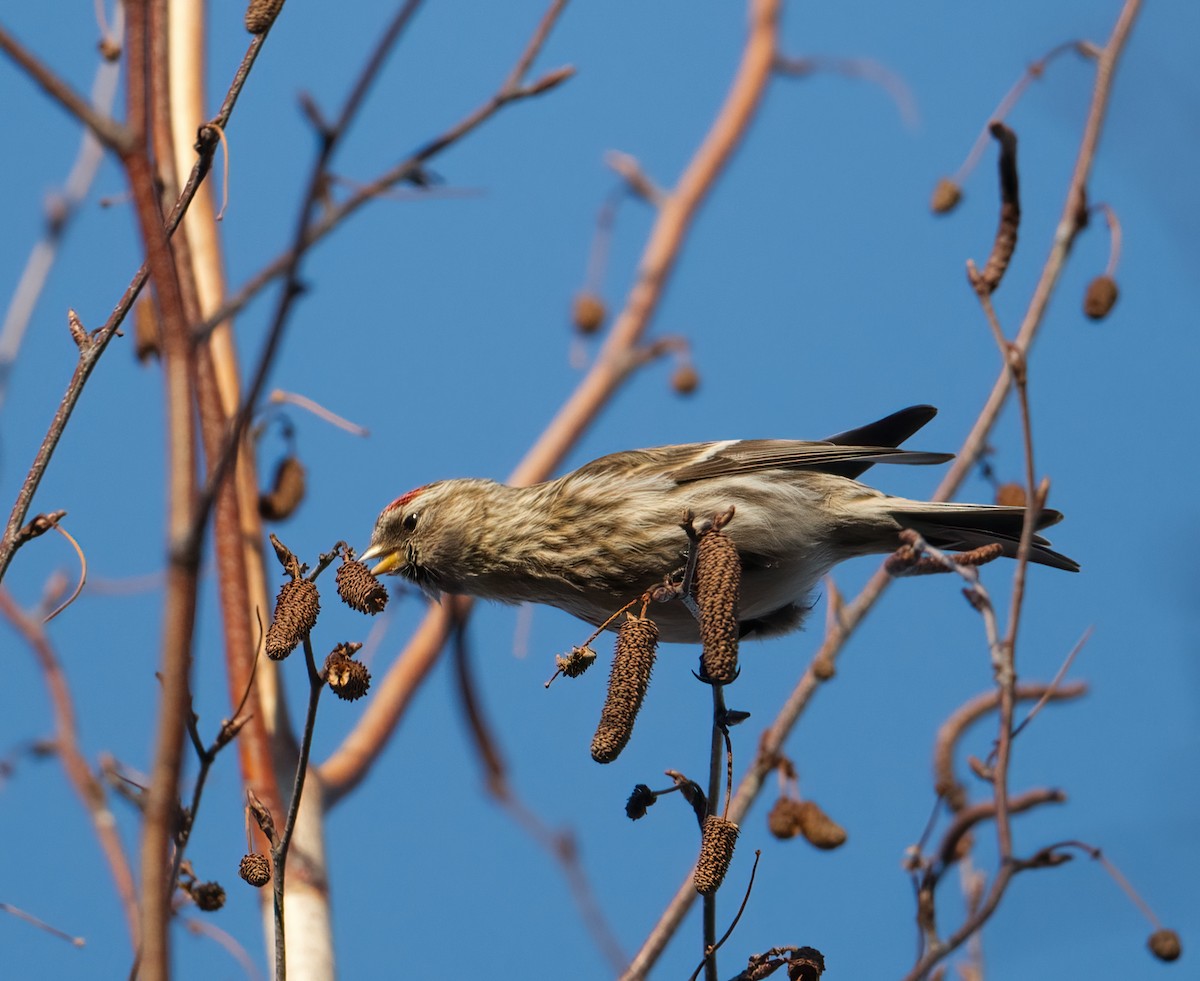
669,441 -> 953,483
569,444 -> 715,481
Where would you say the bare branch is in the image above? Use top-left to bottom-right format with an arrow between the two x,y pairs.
0,22 -> 131,152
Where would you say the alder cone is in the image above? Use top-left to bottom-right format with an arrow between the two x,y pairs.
590,616 -> 658,763
336,557 -> 388,614
694,816 -> 738,895
696,529 -> 740,684
265,578 -> 319,660
1083,275 -> 1119,320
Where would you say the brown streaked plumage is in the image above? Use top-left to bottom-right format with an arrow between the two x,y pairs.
360,406 -> 1077,643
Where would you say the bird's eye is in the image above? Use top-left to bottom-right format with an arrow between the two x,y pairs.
402,512 -> 419,532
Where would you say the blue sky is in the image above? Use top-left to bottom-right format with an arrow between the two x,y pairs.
1,1 -> 1197,978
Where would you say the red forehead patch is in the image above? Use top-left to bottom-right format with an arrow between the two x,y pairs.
384,485 -> 428,514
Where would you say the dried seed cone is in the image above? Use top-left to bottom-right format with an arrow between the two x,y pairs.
788,947 -> 826,979
325,647 -> 371,701
259,456 -> 307,521
994,482 -> 1027,507
133,296 -> 160,363
238,852 -> 271,888
572,292 -> 606,335
590,616 -> 658,763
336,557 -> 389,614
98,37 -> 122,63
625,784 -> 657,820
245,0 -> 285,34
1083,274 -> 1119,320
930,177 -> 962,214
767,797 -> 805,840
265,578 -> 319,660
1148,928 -> 1182,962
191,881 -> 226,912
696,529 -> 740,684
671,364 -> 699,395
248,792 -> 276,841
694,815 -> 739,895
795,799 -> 847,850
556,645 -> 597,679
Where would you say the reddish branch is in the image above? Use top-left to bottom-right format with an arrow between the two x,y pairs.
122,1 -> 201,974
0,588 -> 139,946
933,681 -> 1087,811
0,24 -> 132,152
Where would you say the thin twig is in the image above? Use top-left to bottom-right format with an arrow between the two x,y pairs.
272,635 -> 326,981
1048,840 -> 1164,928
182,917 -> 263,981
0,23 -> 132,152
774,53 -> 919,128
952,40 -> 1096,185
0,902 -> 86,948
269,389 -> 370,437
703,681 -> 730,981
932,681 -> 1087,812
168,674 -> 257,906
1009,628 -> 1090,741
0,8 -> 124,409
43,521 -> 87,622
687,851 -> 761,981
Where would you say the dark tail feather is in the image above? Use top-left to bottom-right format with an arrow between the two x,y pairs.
891,505 -> 1080,572
824,405 -> 939,479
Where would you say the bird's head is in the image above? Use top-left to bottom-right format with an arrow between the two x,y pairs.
359,480 -> 487,596
359,484 -> 441,593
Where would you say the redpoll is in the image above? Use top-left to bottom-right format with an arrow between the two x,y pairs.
360,406 -> 1076,643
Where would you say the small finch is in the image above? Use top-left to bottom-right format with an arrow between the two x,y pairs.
359,406 -> 1077,643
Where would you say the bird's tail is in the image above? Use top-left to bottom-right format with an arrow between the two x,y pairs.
887,502 -> 1079,572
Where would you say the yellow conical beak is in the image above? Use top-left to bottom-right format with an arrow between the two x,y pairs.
358,543 -> 403,576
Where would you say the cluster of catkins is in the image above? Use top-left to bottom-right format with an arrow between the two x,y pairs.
572,515 -> 747,896
263,536 -> 386,701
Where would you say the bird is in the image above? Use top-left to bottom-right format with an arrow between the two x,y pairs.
359,406 -> 1076,644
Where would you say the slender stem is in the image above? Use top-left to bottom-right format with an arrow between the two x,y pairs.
702,681 -> 728,981
0,7 -> 124,410
272,637 -> 325,981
